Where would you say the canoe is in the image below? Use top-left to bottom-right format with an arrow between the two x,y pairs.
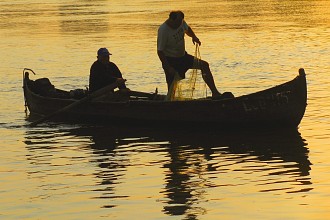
23,68 -> 307,129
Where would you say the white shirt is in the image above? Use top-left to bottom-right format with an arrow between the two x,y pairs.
157,20 -> 189,57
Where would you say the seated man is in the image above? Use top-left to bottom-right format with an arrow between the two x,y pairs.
89,48 -> 128,93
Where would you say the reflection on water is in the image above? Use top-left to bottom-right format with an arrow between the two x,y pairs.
1,0 -> 329,218
24,125 -> 311,218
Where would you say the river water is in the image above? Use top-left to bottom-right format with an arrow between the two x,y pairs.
1,0 -> 330,219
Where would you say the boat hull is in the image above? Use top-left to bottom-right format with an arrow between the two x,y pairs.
23,69 -> 307,129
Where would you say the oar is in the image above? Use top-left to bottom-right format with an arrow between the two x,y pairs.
29,79 -> 125,127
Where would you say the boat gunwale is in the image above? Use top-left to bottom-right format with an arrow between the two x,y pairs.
23,70 -> 306,105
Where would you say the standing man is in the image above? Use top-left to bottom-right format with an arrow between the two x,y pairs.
157,11 -> 221,98
89,48 -> 128,93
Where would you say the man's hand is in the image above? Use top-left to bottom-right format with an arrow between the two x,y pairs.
119,87 -> 131,94
192,36 -> 201,46
116,78 -> 127,84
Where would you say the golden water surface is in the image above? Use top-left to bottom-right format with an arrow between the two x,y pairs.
0,0 -> 329,219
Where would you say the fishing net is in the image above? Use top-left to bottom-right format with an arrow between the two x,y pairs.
166,44 -> 208,101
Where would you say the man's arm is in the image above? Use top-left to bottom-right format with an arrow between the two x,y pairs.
186,26 -> 201,45
157,50 -> 170,70
157,50 -> 177,77
111,63 -> 127,89
89,62 -> 100,92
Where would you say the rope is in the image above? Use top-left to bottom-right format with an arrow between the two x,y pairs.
168,44 -> 207,101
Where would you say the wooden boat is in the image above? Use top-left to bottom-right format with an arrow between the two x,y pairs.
23,68 -> 307,129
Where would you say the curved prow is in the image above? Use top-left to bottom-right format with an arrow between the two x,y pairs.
294,68 -> 307,127
299,68 -> 305,77
22,68 -> 36,86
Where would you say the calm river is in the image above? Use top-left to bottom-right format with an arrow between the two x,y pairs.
1,0 -> 329,219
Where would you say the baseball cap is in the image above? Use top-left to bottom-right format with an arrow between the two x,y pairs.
97,48 -> 112,56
